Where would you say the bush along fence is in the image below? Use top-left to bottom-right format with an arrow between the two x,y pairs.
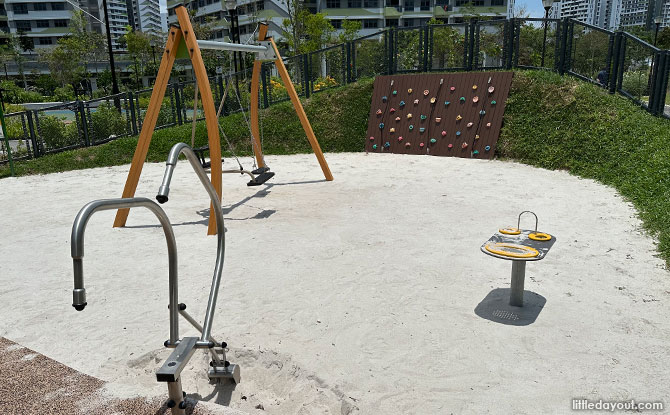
2,17 -> 669,165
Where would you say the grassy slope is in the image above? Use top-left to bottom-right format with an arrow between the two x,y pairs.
2,71 -> 670,262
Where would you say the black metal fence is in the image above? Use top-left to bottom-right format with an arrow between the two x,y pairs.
2,17 -> 669,165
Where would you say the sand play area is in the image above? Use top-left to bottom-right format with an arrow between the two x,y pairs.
1,152 -> 669,414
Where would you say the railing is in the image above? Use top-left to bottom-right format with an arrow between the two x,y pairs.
2,17 -> 669,165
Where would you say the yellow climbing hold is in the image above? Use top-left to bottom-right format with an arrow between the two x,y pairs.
485,243 -> 539,258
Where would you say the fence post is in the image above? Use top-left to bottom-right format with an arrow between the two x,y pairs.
174,82 -> 183,125
658,51 -> 670,116
616,35 -> 626,91
609,32 -> 622,94
77,100 -> 90,147
346,42 -> 352,83
26,111 -> 39,158
31,110 -> 44,156
650,51 -> 666,115
423,26 -> 429,72
128,91 -> 138,135
303,53 -> 311,98
261,63 -> 270,109
467,21 -> 475,70
387,28 -> 395,75
558,18 -> 569,75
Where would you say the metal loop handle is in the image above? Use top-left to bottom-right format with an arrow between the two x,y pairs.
517,211 -> 538,232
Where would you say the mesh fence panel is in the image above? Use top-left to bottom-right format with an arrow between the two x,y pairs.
429,24 -> 468,71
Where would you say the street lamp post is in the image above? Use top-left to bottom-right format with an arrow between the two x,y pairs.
541,0 -> 554,68
225,0 -> 240,73
654,16 -> 662,46
102,0 -> 120,109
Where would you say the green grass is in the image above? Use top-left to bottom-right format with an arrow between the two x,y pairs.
3,70 -> 670,264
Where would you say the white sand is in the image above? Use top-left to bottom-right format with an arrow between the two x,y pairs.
1,152 -> 669,414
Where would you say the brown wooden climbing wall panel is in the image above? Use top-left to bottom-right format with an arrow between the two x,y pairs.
365,72 -> 513,159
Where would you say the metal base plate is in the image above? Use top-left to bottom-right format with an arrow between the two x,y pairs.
208,363 -> 241,384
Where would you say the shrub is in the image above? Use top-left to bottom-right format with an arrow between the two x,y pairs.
621,70 -> 649,99
54,85 -> 75,103
36,115 -> 80,151
89,102 -> 127,143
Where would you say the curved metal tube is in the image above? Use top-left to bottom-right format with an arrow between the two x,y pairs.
71,197 -> 180,344
156,143 -> 225,345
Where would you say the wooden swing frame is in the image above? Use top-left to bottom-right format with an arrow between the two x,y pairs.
113,5 -> 333,235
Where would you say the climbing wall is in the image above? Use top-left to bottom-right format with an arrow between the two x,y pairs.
365,72 -> 514,159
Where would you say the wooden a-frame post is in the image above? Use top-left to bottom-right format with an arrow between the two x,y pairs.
113,5 -> 223,235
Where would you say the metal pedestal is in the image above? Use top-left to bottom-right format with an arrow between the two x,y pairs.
509,260 -> 526,307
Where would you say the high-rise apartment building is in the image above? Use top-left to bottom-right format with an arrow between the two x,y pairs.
166,0 -> 511,43
1,0 -> 163,51
549,0 -> 668,30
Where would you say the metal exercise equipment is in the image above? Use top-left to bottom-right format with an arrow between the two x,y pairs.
113,6 -> 333,236
70,147 -> 239,414
481,211 -> 556,307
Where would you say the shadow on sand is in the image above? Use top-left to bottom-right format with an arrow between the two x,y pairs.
474,288 -> 546,326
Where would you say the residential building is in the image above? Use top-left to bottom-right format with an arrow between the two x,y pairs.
549,0 -> 669,30
166,0 -> 511,43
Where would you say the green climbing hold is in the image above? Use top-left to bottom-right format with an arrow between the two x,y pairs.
409,125 -> 414,130
430,138 -> 437,144
372,144 -> 378,150
393,90 -> 397,95
473,150 -> 479,155
491,100 -> 497,105
460,97 -> 465,102
420,115 -> 427,120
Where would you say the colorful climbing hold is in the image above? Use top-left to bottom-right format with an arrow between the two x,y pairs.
430,97 -> 436,104
398,136 -> 404,141
445,101 -> 450,106
409,125 -> 414,130
390,108 -> 396,113
435,117 -> 441,123
441,130 -> 447,137
456,115 -> 462,120
486,122 -> 491,128
491,100 -> 497,105
379,123 -> 384,129
475,134 -> 480,140
373,144 -> 378,149
456,131 -> 461,136
376,109 -> 382,115
448,143 -> 453,149
473,150 -> 479,155
472,85 -> 478,90
488,86 -> 494,93
408,88 -> 413,94
405,142 -> 411,148
407,113 -> 412,119
479,110 -> 486,116
485,145 -> 491,151
420,114 -> 427,120
390,128 -> 395,133
420,142 -> 425,147
462,142 -> 468,149
395,116 -> 401,121
419,127 -> 425,133
392,90 -> 397,95
384,141 -> 390,148
467,122 -> 473,128
382,96 -> 387,102
472,96 -> 479,103
399,100 -> 406,106
414,99 -> 419,104
430,138 -> 437,144
450,86 -> 455,91
369,136 -> 375,141
423,90 -> 429,96
460,97 -> 465,102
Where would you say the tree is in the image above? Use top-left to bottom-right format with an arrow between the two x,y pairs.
121,26 -> 151,88
281,0 -> 305,56
0,34 -> 28,89
338,19 -> 362,44
657,27 -> 670,50
429,18 -> 466,69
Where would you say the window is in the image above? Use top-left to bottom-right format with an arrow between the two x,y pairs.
348,0 -> 362,6
385,18 -> 398,26
363,19 -> 378,28
38,37 -> 52,45
403,18 -> 414,26
0,4 -> 5,16
420,0 -> 430,10
34,3 -> 48,10
36,20 -> 50,28
54,19 -> 68,27
15,20 -> 31,31
491,0 -> 503,5
0,21 -> 9,33
326,0 -> 340,7
403,0 -> 414,10
472,0 -> 484,5
330,19 -> 342,28
363,0 -> 378,6
435,0 -> 448,6
51,2 -> 65,10
13,4 -> 28,14
257,0 -> 264,10
455,0 -> 468,6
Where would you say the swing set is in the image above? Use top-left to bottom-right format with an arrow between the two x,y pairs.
113,5 -> 334,236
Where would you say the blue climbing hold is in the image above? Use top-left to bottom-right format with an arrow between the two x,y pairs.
379,123 -> 384,129
409,125 -> 414,130
399,100 -> 405,106
456,131 -> 461,136
479,110 -> 486,116
384,141 -> 390,148
485,145 -> 491,151
420,115 -> 427,120
382,96 -> 387,102
445,101 -> 450,106
419,127 -> 425,133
